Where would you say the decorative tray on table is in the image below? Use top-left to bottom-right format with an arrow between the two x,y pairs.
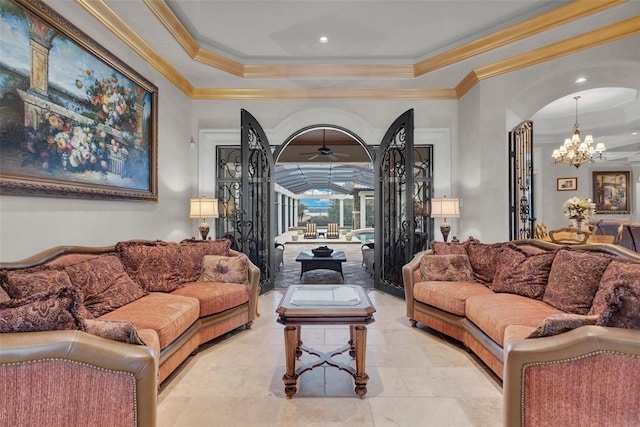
311,246 -> 333,257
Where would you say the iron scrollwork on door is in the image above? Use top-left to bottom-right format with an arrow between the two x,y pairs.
509,120 -> 535,240
374,109 -> 414,299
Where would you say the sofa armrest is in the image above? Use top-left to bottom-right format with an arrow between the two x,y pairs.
230,249 -> 261,320
0,330 -> 157,427
504,325 -> 640,427
402,250 -> 431,318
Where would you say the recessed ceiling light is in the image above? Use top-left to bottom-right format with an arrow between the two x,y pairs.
633,131 -> 638,136
575,77 -> 587,83
319,36 -> 328,44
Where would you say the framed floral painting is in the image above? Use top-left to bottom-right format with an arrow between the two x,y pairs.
0,0 -> 158,200
592,171 -> 630,214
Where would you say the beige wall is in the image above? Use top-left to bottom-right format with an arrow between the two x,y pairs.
1,2 -> 638,261
0,1 -> 198,261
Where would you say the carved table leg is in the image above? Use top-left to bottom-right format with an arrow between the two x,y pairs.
348,325 -> 356,358
283,325 -> 299,397
295,325 -> 303,358
353,325 -> 369,397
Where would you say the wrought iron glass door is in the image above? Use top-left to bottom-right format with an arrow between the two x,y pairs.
373,109 -> 416,298
215,110 -> 274,293
509,120 -> 534,240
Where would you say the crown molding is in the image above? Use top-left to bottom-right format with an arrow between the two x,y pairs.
474,16 -> 640,82
191,88 -> 457,100
142,0 -> 244,77
414,0 -> 627,76
75,0 -> 636,100
75,0 -> 195,96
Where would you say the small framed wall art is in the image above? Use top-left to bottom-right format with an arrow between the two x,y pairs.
557,177 -> 577,191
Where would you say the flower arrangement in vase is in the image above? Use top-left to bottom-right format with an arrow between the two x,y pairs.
562,196 -> 596,229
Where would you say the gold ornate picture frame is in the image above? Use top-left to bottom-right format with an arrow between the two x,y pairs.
592,171 -> 630,214
0,0 -> 158,200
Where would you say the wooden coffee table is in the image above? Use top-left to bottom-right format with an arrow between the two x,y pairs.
275,284 -> 376,398
295,250 -> 347,279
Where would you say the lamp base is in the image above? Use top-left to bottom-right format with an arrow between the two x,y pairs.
198,221 -> 210,240
440,222 -> 451,243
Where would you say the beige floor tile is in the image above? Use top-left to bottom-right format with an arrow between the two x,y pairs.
158,273 -> 504,425
368,396 -> 475,426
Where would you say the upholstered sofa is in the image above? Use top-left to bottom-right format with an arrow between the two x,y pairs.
0,239 -> 260,427
403,238 -> 640,426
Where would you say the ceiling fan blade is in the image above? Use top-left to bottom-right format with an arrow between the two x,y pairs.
334,152 -> 349,158
308,154 -> 320,160
328,154 -> 338,161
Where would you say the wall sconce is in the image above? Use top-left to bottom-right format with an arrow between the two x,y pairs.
189,137 -> 196,149
430,197 -> 460,242
189,197 -> 218,239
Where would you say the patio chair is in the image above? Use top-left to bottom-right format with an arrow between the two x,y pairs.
326,223 -> 340,239
304,223 -> 318,239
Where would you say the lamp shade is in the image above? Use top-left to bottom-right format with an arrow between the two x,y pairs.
430,197 -> 460,218
189,197 -> 218,219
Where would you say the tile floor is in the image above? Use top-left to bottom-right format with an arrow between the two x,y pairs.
157,243 -> 503,426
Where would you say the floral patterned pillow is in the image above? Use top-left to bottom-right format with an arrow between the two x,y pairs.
116,240 -> 184,292
430,237 -> 478,255
0,287 -> 85,333
419,254 -> 474,282
179,238 -> 232,283
527,313 -> 599,338
466,242 -> 516,285
490,245 -> 555,299
65,255 -> 148,317
84,319 -> 146,345
200,255 -> 248,284
589,258 -> 640,316
543,248 -> 613,314
596,283 -> 640,330
2,267 -> 74,300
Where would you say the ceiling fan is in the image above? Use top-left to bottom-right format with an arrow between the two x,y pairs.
300,129 -> 350,161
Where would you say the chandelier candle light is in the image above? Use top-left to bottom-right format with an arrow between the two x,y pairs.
552,96 -> 605,168
562,196 -> 596,230
189,197 -> 218,240
431,197 -> 460,242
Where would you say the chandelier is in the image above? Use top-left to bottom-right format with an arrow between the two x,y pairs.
551,96 -> 605,168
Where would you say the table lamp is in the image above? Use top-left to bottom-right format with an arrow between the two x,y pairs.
430,197 -> 460,242
189,197 -> 218,240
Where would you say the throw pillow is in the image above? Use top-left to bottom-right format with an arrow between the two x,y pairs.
596,283 -> 640,330
543,248 -> 613,315
2,267 -> 74,300
116,240 -> 184,292
430,241 -> 467,255
200,255 -> 248,284
490,246 -> 555,299
65,255 -> 148,317
0,287 -> 84,333
83,319 -> 146,345
466,242 -> 516,284
527,313 -> 599,338
430,237 -> 478,255
179,238 -> 233,283
589,258 -> 640,316
419,254 -> 474,282
0,286 -> 10,303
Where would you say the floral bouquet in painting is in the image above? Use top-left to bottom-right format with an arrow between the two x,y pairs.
563,196 -> 596,220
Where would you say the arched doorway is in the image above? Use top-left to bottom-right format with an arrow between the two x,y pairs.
273,124 -> 374,234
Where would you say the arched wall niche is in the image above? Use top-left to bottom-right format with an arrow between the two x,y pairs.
503,60 -> 640,231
